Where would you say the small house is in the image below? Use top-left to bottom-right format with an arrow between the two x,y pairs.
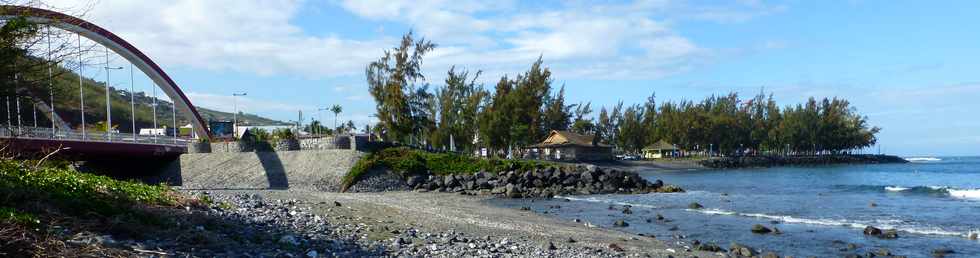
530,130 -> 612,161
643,140 -> 679,159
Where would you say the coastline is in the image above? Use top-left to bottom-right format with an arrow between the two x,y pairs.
198,189 -> 717,257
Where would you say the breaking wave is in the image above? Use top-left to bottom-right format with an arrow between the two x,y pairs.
904,157 -> 942,162
690,208 -> 974,238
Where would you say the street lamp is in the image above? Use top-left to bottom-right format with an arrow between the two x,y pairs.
77,33 -> 86,139
232,92 -> 247,137
105,45 -> 123,141
129,63 -> 137,141
317,107 -> 329,137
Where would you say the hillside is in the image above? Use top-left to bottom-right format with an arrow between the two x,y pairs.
2,63 -> 287,133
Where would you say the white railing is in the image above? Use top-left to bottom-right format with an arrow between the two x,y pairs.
0,126 -> 193,146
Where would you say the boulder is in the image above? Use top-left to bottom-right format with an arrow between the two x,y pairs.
694,243 -> 724,252
613,219 -> 629,227
761,252 -> 779,258
751,224 -> 772,234
656,213 -> 665,221
881,229 -> 899,239
406,176 -> 425,187
932,248 -> 954,257
688,202 -> 704,209
729,242 -> 755,257
970,233 -> 978,240
863,226 -> 882,236
505,183 -> 523,198
581,171 -> 595,183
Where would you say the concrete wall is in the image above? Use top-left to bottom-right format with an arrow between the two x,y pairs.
156,149 -> 364,191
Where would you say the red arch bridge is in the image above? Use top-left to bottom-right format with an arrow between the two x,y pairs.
1,6 -> 211,160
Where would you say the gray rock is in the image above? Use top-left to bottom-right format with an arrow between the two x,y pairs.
279,235 -> 299,246
688,202 -> 704,209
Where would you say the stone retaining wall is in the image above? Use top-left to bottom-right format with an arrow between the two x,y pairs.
155,150 -> 363,191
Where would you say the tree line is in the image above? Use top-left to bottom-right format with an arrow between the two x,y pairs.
366,33 -> 880,157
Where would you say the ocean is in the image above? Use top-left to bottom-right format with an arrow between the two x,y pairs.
490,156 -> 980,257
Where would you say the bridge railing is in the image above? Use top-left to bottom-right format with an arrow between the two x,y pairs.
0,126 -> 193,146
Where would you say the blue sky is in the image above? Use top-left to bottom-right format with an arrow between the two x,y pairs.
49,0 -> 980,156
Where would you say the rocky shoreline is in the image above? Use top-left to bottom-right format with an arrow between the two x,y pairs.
699,154 -> 908,169
354,165 -> 684,198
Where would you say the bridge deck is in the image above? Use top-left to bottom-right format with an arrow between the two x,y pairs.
2,127 -> 190,160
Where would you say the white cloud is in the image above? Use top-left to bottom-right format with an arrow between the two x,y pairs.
46,0 -> 391,78
42,0 -> 780,82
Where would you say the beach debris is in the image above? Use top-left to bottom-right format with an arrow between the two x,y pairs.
687,202 -> 704,209
613,219 -> 629,227
751,224 -> 772,234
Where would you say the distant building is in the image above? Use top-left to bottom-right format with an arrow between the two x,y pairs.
529,130 -> 612,161
138,128 -> 167,136
642,140 -> 680,159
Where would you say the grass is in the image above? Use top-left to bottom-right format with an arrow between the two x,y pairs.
341,147 -> 559,191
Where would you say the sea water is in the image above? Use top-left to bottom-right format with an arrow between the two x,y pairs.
490,156 -> 980,257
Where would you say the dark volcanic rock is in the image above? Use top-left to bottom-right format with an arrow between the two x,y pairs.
751,224 -> 772,234
613,219 -> 629,227
863,226 -> 882,236
688,202 -> 704,209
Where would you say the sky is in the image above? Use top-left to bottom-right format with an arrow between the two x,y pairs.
41,0 -> 980,156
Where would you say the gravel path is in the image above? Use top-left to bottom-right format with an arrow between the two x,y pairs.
194,190 -> 721,257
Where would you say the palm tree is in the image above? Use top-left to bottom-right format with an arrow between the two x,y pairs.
330,104 -> 343,129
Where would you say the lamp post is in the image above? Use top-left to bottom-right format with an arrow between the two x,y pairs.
78,33 -> 86,139
318,107 -> 329,137
232,92 -> 247,137
129,63 -> 137,141
105,46 -> 123,141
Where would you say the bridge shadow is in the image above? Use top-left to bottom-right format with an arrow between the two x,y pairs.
256,151 -> 289,189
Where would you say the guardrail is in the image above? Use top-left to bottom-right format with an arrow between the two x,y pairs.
0,126 -> 193,146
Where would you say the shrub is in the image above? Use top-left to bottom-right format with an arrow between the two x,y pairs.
271,129 -> 296,141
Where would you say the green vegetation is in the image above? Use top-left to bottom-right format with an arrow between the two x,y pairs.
366,32 -> 879,157
0,160 -> 177,218
342,147 -> 557,191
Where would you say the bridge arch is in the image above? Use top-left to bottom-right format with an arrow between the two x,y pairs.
0,5 -> 210,139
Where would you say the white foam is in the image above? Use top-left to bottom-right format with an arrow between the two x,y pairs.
689,208 -> 975,238
904,157 -> 941,162
554,196 -> 663,209
885,186 -> 909,192
948,189 -> 980,200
